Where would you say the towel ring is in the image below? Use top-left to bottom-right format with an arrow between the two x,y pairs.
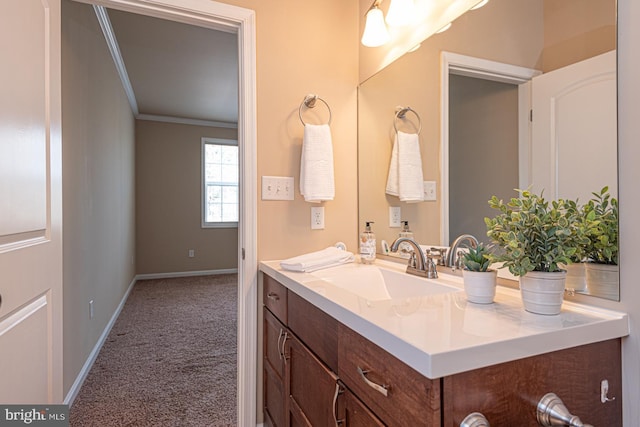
394,106 -> 422,134
299,94 -> 332,126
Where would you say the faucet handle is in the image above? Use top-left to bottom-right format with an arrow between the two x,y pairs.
426,255 -> 438,279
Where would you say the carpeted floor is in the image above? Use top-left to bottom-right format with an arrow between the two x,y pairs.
70,274 -> 238,427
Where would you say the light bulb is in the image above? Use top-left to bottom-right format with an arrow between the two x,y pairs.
361,6 -> 390,47
385,0 -> 415,27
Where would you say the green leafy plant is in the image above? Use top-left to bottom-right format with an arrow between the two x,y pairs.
462,243 -> 492,272
484,189 -> 585,277
580,186 -> 618,265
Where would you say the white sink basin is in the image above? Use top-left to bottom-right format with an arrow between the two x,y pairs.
309,263 -> 460,301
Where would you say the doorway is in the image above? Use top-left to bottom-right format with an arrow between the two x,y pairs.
440,51 -> 539,246
71,0 -> 257,424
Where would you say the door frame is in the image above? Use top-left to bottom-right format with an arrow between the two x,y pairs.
440,51 -> 540,246
72,0 -> 257,424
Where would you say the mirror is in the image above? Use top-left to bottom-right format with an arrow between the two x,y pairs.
358,0 -> 618,300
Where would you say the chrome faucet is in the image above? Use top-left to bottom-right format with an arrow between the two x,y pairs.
390,237 -> 438,278
446,234 -> 479,269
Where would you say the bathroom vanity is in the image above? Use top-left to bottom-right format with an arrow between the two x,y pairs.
260,259 -> 628,426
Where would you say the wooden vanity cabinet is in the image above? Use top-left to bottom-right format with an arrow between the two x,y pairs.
442,338 -> 622,427
263,274 -> 622,427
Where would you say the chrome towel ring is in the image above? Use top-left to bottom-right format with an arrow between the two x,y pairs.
299,94 -> 332,126
394,106 -> 422,134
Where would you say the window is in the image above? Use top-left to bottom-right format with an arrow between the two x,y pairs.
202,138 -> 239,228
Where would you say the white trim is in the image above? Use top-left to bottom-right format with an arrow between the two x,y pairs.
73,1 -> 257,425
136,268 -> 238,280
137,113 -> 237,129
64,276 -> 137,407
440,51 -> 540,246
93,5 -> 139,115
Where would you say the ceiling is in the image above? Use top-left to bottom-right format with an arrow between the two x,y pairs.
102,7 -> 239,127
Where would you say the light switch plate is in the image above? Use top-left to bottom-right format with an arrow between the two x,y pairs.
262,176 -> 294,200
423,181 -> 437,201
389,206 -> 401,227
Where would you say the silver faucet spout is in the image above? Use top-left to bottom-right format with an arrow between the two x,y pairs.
446,234 -> 479,268
390,237 -> 437,278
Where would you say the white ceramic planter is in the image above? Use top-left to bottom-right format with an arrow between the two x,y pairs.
585,263 -> 619,300
462,269 -> 497,304
519,270 -> 567,315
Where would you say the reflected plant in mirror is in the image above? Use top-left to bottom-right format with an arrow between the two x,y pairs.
357,0 -> 619,300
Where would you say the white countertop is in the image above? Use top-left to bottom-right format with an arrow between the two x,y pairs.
259,258 -> 629,379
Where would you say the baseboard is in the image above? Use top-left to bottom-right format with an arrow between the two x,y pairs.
64,275 -> 137,407
135,268 -> 238,281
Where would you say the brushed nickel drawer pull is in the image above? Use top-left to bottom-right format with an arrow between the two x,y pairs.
357,366 -> 389,397
267,292 -> 280,301
277,329 -> 284,360
332,383 -> 345,426
281,331 -> 289,364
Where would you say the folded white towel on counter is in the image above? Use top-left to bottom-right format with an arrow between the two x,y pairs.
280,247 -> 354,273
300,123 -> 335,202
385,131 -> 424,203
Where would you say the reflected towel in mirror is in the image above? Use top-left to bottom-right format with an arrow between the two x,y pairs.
300,123 -> 335,202
385,131 -> 424,202
280,247 -> 354,273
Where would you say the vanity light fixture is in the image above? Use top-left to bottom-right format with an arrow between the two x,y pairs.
361,1 -> 390,47
470,0 -> 490,10
361,0 -> 414,47
385,0 -> 415,27
436,22 -> 452,33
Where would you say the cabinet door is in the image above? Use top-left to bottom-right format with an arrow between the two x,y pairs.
343,387 -> 385,427
287,334 -> 341,427
264,309 -> 287,427
442,339 -> 622,426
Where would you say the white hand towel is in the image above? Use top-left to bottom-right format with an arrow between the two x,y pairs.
385,131 -> 424,203
300,124 -> 335,202
280,247 -> 354,273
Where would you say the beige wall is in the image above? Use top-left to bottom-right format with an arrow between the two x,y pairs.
543,0 -> 616,72
135,120 -> 238,274
61,0 -> 136,394
220,0 -> 360,260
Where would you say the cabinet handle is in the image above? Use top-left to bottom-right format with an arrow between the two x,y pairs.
460,412 -> 490,427
332,383 -> 345,426
277,329 -> 284,360
537,393 -> 593,427
267,292 -> 280,301
281,331 -> 289,364
357,366 -> 389,397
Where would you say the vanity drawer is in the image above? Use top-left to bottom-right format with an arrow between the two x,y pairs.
288,290 -> 339,373
338,324 -> 441,426
263,274 -> 287,322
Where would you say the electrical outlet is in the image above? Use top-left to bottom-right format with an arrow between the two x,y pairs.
389,206 -> 401,227
423,181 -> 437,201
188,249 -> 195,258
89,300 -> 94,320
262,176 -> 294,200
311,206 -> 325,230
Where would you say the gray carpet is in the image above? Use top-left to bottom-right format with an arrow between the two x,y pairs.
70,274 -> 238,427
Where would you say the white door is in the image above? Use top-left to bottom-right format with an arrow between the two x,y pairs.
530,50 -> 617,202
0,0 -> 63,403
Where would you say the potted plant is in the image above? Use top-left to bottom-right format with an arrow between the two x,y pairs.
461,243 -> 497,304
580,186 -> 619,299
484,190 -> 584,315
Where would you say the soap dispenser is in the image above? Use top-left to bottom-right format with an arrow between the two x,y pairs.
398,221 -> 414,256
360,222 -> 376,264
399,221 -> 413,239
